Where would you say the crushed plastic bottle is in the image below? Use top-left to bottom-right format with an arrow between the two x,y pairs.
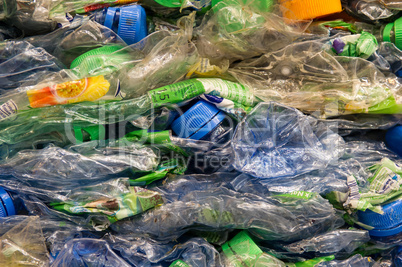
0,0 -> 402,265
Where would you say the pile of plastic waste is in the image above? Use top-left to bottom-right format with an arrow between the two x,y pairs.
1,0 -> 402,266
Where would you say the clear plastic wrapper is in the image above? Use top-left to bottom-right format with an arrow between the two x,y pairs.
231,102 -> 344,179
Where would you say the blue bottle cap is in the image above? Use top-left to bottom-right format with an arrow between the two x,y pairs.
0,187 -> 16,217
104,7 -> 118,30
386,126 -> 402,157
368,224 -> 402,237
358,199 -> 402,237
103,6 -> 147,45
171,100 -> 226,140
118,5 -> 147,45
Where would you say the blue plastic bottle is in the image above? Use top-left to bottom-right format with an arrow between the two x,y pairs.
358,199 -> 402,242
93,5 -> 148,45
171,99 -> 233,143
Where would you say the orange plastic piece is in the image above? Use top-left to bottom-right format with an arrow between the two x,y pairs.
281,0 -> 343,20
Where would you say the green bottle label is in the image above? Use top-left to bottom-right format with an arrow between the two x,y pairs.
148,80 -> 205,106
148,78 -> 255,107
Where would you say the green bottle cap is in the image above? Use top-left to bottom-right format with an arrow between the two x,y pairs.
70,45 -> 129,74
383,22 -> 394,43
394,17 -> 402,50
222,231 -> 263,267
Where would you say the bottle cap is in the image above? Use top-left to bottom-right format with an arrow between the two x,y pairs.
222,231 -> 263,266
104,7 -> 119,31
386,126 -> 402,157
104,5 -> 147,45
394,17 -> 402,50
383,22 -> 394,43
280,0 -> 342,20
171,100 -> 226,140
70,45 -> 126,70
118,5 -> 147,45
358,199 -> 402,237
0,187 -> 16,217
